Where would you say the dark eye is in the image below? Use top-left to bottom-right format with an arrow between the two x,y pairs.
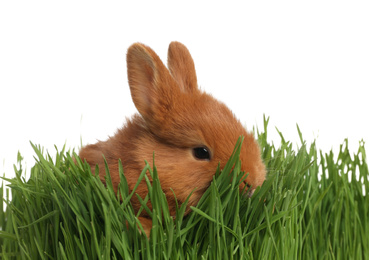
192,146 -> 211,160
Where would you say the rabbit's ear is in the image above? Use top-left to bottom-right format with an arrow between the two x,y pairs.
167,41 -> 198,93
127,43 -> 179,126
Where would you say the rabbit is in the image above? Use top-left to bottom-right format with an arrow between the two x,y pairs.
79,41 -> 266,237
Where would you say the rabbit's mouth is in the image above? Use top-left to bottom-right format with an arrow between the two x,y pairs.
242,182 -> 255,198
247,188 -> 255,198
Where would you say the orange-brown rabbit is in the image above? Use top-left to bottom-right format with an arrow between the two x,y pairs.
79,42 -> 266,237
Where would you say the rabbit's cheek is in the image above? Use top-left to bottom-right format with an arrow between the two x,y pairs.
154,158 -> 215,206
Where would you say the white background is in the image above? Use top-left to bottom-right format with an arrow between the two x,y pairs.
1,1 -> 368,180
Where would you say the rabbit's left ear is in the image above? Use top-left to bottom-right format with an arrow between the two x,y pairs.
127,43 -> 180,132
167,42 -> 198,93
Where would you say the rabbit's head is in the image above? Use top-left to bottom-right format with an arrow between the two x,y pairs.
79,42 -> 266,234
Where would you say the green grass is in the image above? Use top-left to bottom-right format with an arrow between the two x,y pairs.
1,116 -> 368,259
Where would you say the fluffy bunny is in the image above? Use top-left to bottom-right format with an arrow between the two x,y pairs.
79,42 -> 266,237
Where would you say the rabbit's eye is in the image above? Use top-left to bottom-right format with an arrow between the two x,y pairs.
193,147 -> 211,160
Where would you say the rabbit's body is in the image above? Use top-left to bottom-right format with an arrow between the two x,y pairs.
79,42 -> 266,236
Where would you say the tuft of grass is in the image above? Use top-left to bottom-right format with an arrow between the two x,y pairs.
1,116 -> 368,259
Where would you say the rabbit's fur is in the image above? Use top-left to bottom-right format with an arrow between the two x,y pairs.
79,42 -> 266,236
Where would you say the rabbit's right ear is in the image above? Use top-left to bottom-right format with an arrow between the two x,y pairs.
167,41 -> 198,93
127,43 -> 179,128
